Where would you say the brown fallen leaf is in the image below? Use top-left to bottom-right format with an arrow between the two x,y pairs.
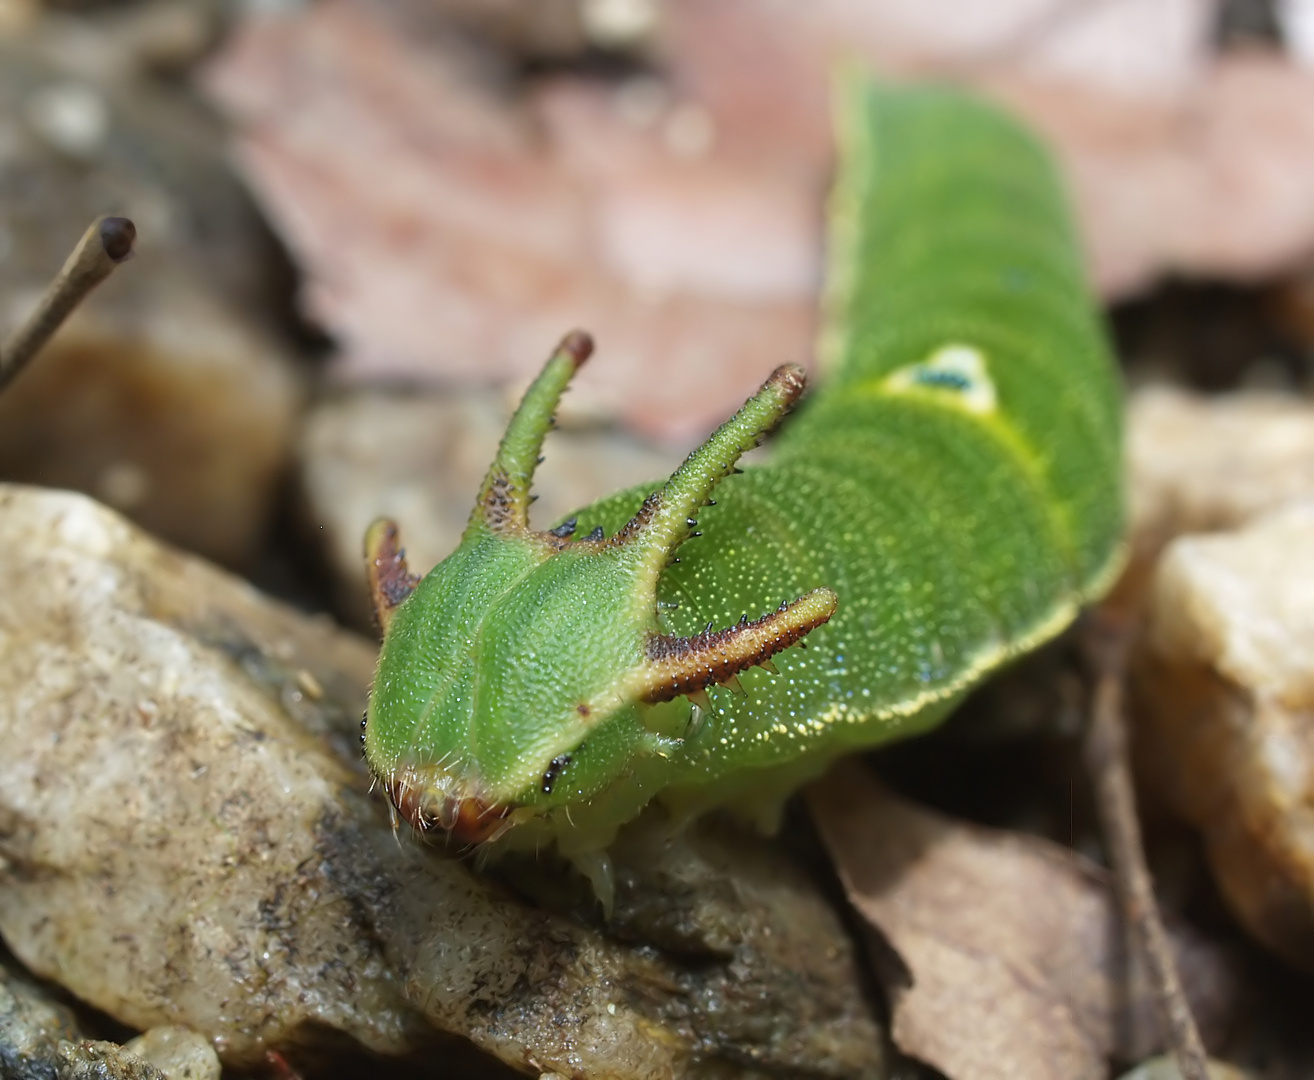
658,0 -> 1215,163
986,54 -> 1314,297
807,760 -> 1236,1080
201,0 -> 818,445
658,0 -> 1314,299
203,0 -> 1314,455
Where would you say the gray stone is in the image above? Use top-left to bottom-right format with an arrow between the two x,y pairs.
1130,504 -> 1314,972
0,485 -> 884,1077
0,959 -> 167,1080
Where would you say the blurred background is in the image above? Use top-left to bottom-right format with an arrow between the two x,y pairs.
3,0 -> 1314,626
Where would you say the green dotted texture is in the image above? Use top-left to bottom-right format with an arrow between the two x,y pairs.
569,81 -> 1123,792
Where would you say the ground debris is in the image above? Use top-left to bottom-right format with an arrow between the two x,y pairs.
0,484 -> 885,1078
809,761 -> 1236,1080
0,955 -> 174,1080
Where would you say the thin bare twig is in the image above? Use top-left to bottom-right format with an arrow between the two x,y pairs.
1083,620 -> 1210,1080
0,216 -> 136,393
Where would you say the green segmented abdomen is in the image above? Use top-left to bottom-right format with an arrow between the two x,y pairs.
568,81 -> 1122,793
821,83 -> 1122,582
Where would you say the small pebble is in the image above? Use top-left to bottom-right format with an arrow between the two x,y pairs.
124,1027 -> 221,1080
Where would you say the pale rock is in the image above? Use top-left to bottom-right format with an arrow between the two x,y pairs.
1121,385 -> 1314,604
0,484 -> 884,1077
1130,504 -> 1314,970
1117,1055 -> 1253,1080
0,484 -> 426,1064
123,1027 -> 221,1080
1129,386 -> 1314,552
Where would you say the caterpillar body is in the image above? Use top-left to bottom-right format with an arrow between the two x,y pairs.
361,78 -> 1124,897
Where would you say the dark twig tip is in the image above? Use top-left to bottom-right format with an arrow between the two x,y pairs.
99,217 -> 137,263
560,329 -> 594,368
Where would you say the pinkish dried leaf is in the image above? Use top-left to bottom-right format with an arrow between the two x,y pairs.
808,762 -> 1237,1080
202,1 -> 817,444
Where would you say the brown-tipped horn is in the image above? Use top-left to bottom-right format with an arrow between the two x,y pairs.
612,364 -> 807,590
633,586 -> 837,706
470,330 -> 594,537
365,517 -> 419,634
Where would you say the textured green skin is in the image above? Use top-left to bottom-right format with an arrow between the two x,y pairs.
365,80 -> 1124,856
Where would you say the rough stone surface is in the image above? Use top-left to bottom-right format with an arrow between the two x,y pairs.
501,811 -> 887,1077
0,484 -> 426,1064
123,1027 -> 221,1080
0,484 -> 885,1077
299,389 -> 675,627
0,958 -> 167,1080
1130,504 -> 1314,971
1128,386 -> 1314,560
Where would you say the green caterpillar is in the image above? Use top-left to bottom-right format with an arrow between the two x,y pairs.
361,77 -> 1124,897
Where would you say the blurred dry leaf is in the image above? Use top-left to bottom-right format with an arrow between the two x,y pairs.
657,0 -> 1216,160
203,0 -> 1314,440
201,0 -> 818,445
657,0 -> 1314,297
808,761 -> 1238,1080
989,54 -> 1314,296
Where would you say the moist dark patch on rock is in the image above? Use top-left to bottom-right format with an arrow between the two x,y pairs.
491,812 -> 887,1078
0,960 -> 166,1080
184,613 -> 372,765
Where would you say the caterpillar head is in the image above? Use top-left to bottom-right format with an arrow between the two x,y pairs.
361,332 -> 836,846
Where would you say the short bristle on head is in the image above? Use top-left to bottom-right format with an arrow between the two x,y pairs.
471,331 -> 593,537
